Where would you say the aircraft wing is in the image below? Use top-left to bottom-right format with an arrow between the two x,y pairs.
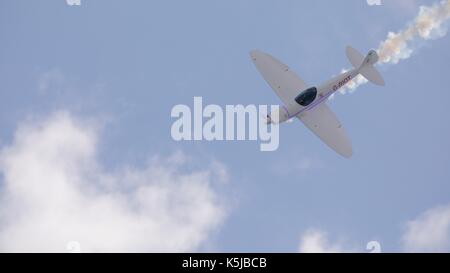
297,103 -> 353,158
250,50 -> 307,106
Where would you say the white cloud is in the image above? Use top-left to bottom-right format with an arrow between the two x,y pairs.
299,203 -> 450,253
0,111 -> 228,252
66,0 -> 81,6
298,229 -> 351,253
402,204 -> 450,252
367,0 -> 382,6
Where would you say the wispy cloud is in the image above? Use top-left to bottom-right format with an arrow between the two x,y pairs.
37,68 -> 65,94
271,155 -> 323,176
66,0 -> 81,6
0,112 -> 229,252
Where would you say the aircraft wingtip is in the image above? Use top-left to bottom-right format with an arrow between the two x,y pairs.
340,146 -> 353,158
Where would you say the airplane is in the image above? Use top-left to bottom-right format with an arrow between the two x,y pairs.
250,46 -> 385,158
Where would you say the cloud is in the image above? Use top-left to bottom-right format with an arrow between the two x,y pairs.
299,203 -> 450,253
366,0 -> 382,6
38,68 -> 65,94
298,229 -> 383,253
66,0 -> 81,6
402,204 -> 450,252
339,0 -> 450,94
298,229 -> 351,253
0,112 -> 228,252
271,153 -> 324,176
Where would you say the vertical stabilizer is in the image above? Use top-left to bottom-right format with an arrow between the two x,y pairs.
346,46 -> 385,86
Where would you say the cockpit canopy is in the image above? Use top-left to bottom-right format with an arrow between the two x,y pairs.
295,87 -> 317,106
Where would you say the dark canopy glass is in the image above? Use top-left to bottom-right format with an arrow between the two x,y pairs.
295,87 -> 317,106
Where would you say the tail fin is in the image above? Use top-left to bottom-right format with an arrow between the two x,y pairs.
346,46 -> 385,86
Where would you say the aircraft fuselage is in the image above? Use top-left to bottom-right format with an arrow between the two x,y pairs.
275,68 -> 359,123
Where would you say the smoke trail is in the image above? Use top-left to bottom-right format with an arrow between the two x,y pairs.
337,0 -> 450,95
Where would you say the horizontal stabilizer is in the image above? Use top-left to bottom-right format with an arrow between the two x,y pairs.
359,64 -> 385,86
346,46 -> 365,68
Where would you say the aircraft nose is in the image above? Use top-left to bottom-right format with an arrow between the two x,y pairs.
249,50 -> 262,60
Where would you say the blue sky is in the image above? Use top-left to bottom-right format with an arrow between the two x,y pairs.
1,0 -> 450,252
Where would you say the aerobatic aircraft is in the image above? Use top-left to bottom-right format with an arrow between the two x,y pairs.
250,46 -> 385,158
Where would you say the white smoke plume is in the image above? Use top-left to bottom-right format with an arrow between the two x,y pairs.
338,0 -> 450,95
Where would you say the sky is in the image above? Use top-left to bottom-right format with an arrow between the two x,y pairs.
1,0 -> 450,252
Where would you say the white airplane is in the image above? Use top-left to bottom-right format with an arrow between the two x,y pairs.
250,46 -> 385,158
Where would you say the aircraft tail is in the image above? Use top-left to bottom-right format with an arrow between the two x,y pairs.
346,46 -> 385,86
